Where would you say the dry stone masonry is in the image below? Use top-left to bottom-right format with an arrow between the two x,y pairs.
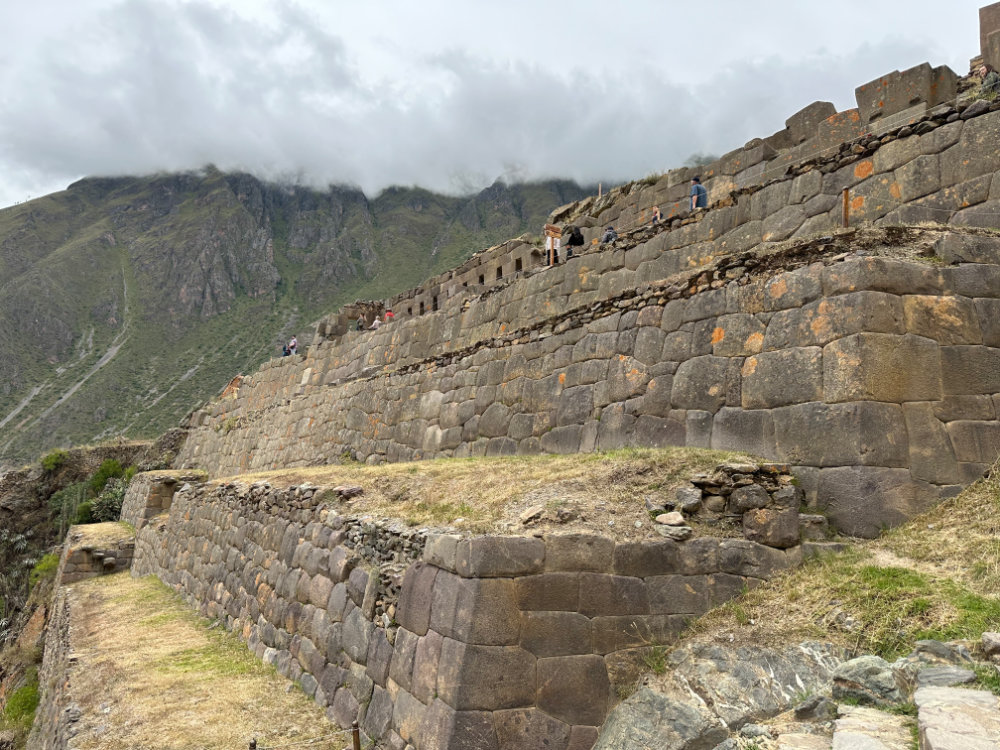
129,475 -> 811,750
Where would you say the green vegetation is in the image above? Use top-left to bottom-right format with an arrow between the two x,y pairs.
89,459 -> 124,495
689,464 -> 1000,660
40,449 -> 69,472
28,553 -> 60,588
92,478 -> 128,522
2,670 -> 39,726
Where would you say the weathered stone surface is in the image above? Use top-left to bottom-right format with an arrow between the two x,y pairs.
536,655 -> 611,726
823,333 -> 942,403
420,700 -> 499,750
430,572 -> 521,645
411,630 -> 444,704
593,687 -> 726,750
818,466 -> 939,538
672,356 -> 731,413
742,347 -> 823,409
515,573 -> 580,612
903,295 -> 981,345
834,704 -> 913,750
646,575 -> 711,615
435,640 -> 536,711
455,537 -> 544,578
940,346 -> 1000,395
397,561 -> 438,636
773,402 -> 908,468
590,615 -> 686,654
833,656 -> 905,707
711,408 -> 776,457
493,708 -> 571,750
544,534 -> 614,572
520,612 -> 593,657
612,541 -> 682,577
730,484 -> 770,512
743,508 -> 801,549
577,574 -> 649,617
915,686 -> 1000,750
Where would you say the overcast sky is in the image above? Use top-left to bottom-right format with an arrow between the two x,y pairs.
0,1 -> 989,207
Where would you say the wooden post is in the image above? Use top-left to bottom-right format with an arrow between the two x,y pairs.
842,187 -> 850,228
352,721 -> 361,750
598,182 -> 602,198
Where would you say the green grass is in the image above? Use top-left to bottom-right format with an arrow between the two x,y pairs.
28,553 -> 60,588
2,668 -> 39,727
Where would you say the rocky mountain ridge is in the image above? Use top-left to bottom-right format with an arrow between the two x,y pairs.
0,170 -> 589,468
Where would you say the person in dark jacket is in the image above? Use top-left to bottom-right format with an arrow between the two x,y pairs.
601,226 -> 618,243
565,225 -> 585,259
690,176 -> 708,210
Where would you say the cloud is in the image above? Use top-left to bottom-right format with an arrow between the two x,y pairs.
0,0 -> 953,205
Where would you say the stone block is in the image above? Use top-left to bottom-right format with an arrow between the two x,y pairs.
536,655 -> 612,726
932,394 -> 996,422
612,541 -> 681,577
396,562 -> 438,635
420,700 -> 499,750
762,205 -> 807,242
710,408 -> 776,458
411,630 -> 444,704
332,686 -> 360,729
786,101 -> 838,144
743,509 -> 801,549
494,708 -> 571,750
934,232 -> 1000,265
342,606 -> 373,663
646,575 -> 711,615
941,110 -> 1000,187
903,295 -> 981,345
817,466 -> 940,537
544,534 -> 614,572
520,612 -> 593,657
422,533 -> 461,572
855,63 -> 956,125
589,615 -> 686,655
366,630 -> 394,687
430,571 -> 521,645
392,689 -> 427,746
941,346 -> 1000,395
946,421 -> 1000,464
741,347 -> 823,409
515,573 -> 580,612
363,685 -> 395,741
436,639 -> 536,711
710,314 -> 766,357
903,402 -> 964,485
389,627 -> 419,692
541,425 -> 583,455
455,536 -> 544,578
717,539 -> 797,578
895,154 -> 941,202
823,333 -> 942,403
730,484 -> 770,512
578,574 -> 649,617
773,401 -> 908,468
671,356 -> 730,413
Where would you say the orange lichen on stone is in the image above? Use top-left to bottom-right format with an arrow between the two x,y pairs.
768,278 -> 788,299
558,373 -> 566,385
851,196 -> 865,211
890,182 -> 902,200
742,358 -> 758,376
711,327 -> 726,345
745,332 -> 764,353
854,160 -> 874,179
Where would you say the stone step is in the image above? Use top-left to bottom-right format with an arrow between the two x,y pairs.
776,732 -> 832,749
832,705 -> 912,749
915,686 -> 1000,749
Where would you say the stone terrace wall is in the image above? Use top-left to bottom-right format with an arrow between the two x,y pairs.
131,478 -> 805,750
120,469 -> 207,530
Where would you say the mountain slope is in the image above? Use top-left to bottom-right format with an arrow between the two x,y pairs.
0,170 -> 589,467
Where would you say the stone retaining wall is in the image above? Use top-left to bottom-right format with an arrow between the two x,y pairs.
120,470 -> 207,530
132,479 -> 808,749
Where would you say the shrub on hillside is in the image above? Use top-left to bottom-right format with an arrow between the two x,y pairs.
40,449 -> 69,472
28,554 -> 59,588
89,459 -> 124,495
92,478 -> 127,522
49,482 -> 91,536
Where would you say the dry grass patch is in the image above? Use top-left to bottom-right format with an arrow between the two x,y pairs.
69,521 -> 135,547
681,468 -> 1000,661
61,574 -> 337,750
229,447 -> 753,538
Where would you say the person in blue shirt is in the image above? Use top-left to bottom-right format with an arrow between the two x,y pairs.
690,176 -> 708,210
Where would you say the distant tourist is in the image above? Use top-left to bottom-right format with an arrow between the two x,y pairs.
601,226 -> 618,243
690,176 -> 708,210
356,315 -> 365,332
281,344 -> 290,357
566,226 -> 585,258
651,205 -> 661,223
980,64 -> 1000,96
288,336 -> 298,355
384,309 -> 395,323
370,316 -> 381,330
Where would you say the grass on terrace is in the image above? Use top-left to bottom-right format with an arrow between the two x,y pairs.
59,574 -> 336,750
685,463 -> 1000,661
230,447 -> 755,537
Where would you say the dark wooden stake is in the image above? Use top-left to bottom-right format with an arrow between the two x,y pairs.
842,187 -> 850,228
352,721 -> 361,750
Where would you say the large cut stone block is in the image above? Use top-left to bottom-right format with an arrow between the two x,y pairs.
589,614 -> 687,654
773,401 -> 908,467
612,541 -> 682,577
494,708 -> 571,750
455,536 -> 544,578
763,292 -> 905,351
743,508 -> 801,550
741,347 -> 823,409
903,403 -> 964,485
420,699 -> 499,750
903,295 -> 981,345
710,408 -> 776,458
536,655 -> 612,726
824,333 -> 942,403
818,466 -> 941,537
941,110 -> 1000,187
578,574 -> 649,616
520,612 -> 593,657
946,421 -> 1000,464
671,356 -> 732,413
396,561 -> 438,636
429,572 -> 521,645
544,534 -> 614,572
411,630 -> 444,704
940,346 -> 1000,395
786,101 -> 838,144
646,575 -> 711,615
710,314 -> 766,357
436,640 -> 536,711
717,540 -> 798,579
515,573 -> 580,612
854,63 -> 956,125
